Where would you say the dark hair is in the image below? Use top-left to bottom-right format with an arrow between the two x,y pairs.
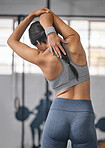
29,21 -> 79,80
29,21 -> 47,46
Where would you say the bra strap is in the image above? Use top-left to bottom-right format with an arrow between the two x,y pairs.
64,43 -> 72,62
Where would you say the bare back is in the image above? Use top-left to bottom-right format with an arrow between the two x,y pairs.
39,38 -> 91,100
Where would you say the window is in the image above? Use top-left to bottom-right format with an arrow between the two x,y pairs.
0,18 -> 13,74
89,21 -> 105,75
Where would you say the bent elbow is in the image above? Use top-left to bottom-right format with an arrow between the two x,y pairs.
74,32 -> 80,41
7,37 -> 11,46
7,37 -> 14,47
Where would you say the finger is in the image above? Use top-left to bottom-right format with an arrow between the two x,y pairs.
61,38 -> 68,43
59,44 -> 66,55
42,7 -> 49,10
42,7 -> 50,12
53,46 -> 59,57
43,7 -> 51,12
55,46 -> 62,58
42,10 -> 49,14
45,10 -> 49,13
41,8 -> 49,13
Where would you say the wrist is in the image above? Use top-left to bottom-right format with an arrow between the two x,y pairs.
47,32 -> 56,37
30,12 -> 37,18
45,26 -> 56,37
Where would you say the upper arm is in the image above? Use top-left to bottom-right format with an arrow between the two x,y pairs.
51,13 -> 81,53
7,39 -> 43,65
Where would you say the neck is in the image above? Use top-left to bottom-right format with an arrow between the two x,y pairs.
45,41 -> 49,49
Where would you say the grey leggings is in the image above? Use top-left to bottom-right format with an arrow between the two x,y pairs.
41,98 -> 98,148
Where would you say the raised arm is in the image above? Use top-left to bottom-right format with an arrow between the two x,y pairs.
51,11 -> 81,53
40,12 -> 67,58
7,7 -> 49,65
40,9 -> 80,54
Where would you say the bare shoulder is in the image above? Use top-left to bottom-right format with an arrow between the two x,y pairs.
37,50 -> 57,67
38,50 -> 63,80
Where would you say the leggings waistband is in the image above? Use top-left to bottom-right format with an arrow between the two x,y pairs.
50,97 -> 94,113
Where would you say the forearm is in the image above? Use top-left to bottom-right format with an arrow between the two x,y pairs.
7,12 -> 35,42
40,11 -> 67,57
40,10 -> 78,40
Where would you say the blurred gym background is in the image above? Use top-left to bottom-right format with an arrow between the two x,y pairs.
0,0 -> 105,148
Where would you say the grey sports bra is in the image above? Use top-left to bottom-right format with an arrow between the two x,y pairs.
47,43 -> 90,93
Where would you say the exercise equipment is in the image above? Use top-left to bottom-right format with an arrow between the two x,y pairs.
95,117 -> 105,132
